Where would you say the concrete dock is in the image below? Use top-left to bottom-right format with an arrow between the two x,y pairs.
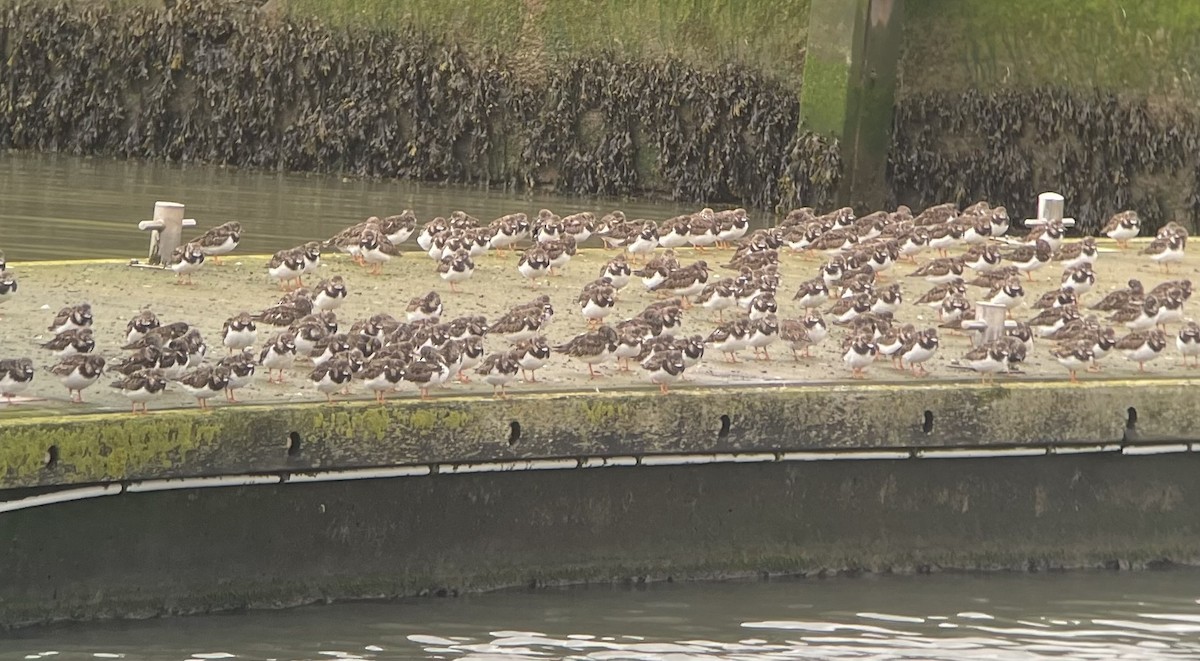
1,241 -> 1199,628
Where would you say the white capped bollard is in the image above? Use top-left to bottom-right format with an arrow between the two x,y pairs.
961,302 -> 1016,348
136,201 -> 197,266
1024,192 -> 1076,229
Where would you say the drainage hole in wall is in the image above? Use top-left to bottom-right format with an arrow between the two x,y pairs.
922,410 -> 935,434
718,414 -> 731,439
287,431 -> 302,457
508,421 -> 522,446
44,445 -> 59,469
1126,407 -> 1138,430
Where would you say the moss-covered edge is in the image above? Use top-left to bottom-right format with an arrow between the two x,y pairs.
3,380 -> 1197,490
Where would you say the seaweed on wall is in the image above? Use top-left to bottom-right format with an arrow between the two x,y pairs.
888,87 -> 1200,234
0,0 -> 841,213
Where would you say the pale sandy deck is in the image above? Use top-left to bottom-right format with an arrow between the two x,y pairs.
0,237 -> 1194,415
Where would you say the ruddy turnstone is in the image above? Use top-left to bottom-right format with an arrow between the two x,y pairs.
555,325 -> 618,378
191,221 -> 241,263
258,331 -> 298,383
326,217 -> 381,262
1031,287 -> 1077,309
915,279 -> 966,311
405,291 -> 443,322
925,223 -> 965,257
577,282 -> 617,327
598,254 -> 632,291
300,241 -> 323,280
534,209 -> 565,244
40,328 -> 95,358
476,351 -> 520,398
715,208 -> 750,247
705,318 -> 752,363
359,356 -> 406,403
983,275 -> 1025,311
517,244 -> 552,286
380,210 -> 418,245
0,357 -> 34,403
962,341 -> 1010,384
1154,288 -> 1187,329
841,333 -> 878,379
358,227 -> 402,275
124,309 -> 161,344
780,312 -> 827,360
939,293 -> 973,323
686,209 -> 720,250
438,249 -> 475,293
267,246 -> 307,290
657,216 -> 692,249
963,243 -> 1003,273
1023,219 -> 1065,252
692,278 -> 736,320
49,354 -> 106,403
488,212 -> 530,253
909,256 -> 966,285
1108,295 -> 1160,331
309,352 -> 360,403
544,235 -> 577,275
1176,320 -> 1200,367
790,276 -> 831,312
875,323 -> 915,369
1049,342 -> 1092,383
626,222 -> 660,262
0,271 -> 16,307
167,242 -> 206,285
637,250 -> 680,290
900,328 -> 940,375
1006,239 -> 1053,281
252,291 -> 313,327
642,349 -> 686,395
217,350 -> 256,401
1101,210 -> 1140,248
1054,236 -> 1099,270
650,261 -> 710,306
402,346 -> 451,399
562,211 -> 595,244
1028,304 -> 1082,338
313,276 -> 348,311
1060,264 -> 1096,295
49,302 -> 93,334
1116,329 -> 1168,372
746,314 -> 780,360
310,332 -> 352,367
1148,279 -> 1193,302
1141,233 -> 1186,273
1090,278 -> 1144,311
110,368 -> 168,414
511,336 -> 551,382
221,312 -> 257,353
748,293 -> 779,321
178,364 -> 232,410
416,217 -> 451,253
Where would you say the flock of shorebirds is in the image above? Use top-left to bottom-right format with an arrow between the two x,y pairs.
0,200 -> 1195,413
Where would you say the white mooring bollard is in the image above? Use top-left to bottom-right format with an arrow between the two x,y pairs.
1023,192 -> 1077,229
135,201 -> 197,266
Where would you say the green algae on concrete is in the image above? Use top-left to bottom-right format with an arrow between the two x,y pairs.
4,379 -> 1200,489
899,0 -> 1200,97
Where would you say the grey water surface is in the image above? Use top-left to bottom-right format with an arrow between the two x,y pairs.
0,152 -> 724,262
3,572 -> 1200,660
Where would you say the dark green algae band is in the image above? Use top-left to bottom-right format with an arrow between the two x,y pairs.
2,379 -> 1198,490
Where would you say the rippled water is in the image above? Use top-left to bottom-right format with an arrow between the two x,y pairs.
0,152 -> 742,261
3,572 -> 1200,660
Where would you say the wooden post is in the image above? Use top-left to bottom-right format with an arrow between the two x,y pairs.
801,0 -> 904,210
136,201 -> 196,266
